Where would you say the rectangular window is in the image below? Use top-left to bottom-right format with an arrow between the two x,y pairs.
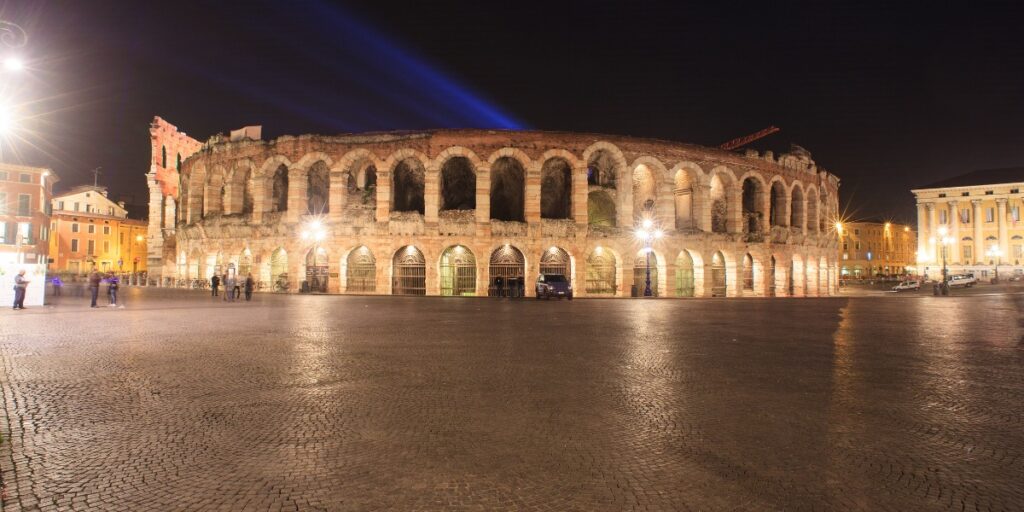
984,190 -> 994,195
17,194 -> 30,216
119,232 -> 124,244
87,240 -> 95,255
71,223 -> 79,233
71,239 -> 79,252
1014,244 -> 1023,260
855,241 -> 861,250
1012,206 -> 1020,222
40,225 -> 48,242
854,229 -> 860,235
0,192 -> 6,214
938,210 -> 948,224
19,173 -> 30,183
58,201 -> 64,210
18,222 -> 32,244
938,193 -> 947,198
74,202 -> 80,212
961,208 -> 970,224
963,245 -> 972,261
986,208 -> 995,223
103,225 -> 110,235
88,224 -> 95,234
103,240 -> 110,253
961,191 -> 969,197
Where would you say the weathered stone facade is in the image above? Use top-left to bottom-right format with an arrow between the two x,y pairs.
156,126 -> 841,297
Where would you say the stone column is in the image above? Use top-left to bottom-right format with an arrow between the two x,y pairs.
572,163 -> 588,227
692,184 -> 710,232
927,203 -> 938,262
375,170 -> 391,223
251,178 -> 266,224
475,164 -> 490,237
774,260 -> 788,297
948,200 -> 959,263
146,172 -> 165,283
618,170 -> 633,229
525,165 -> 541,226
996,198 -> 1009,262
328,172 -> 347,224
795,197 -> 807,235
972,199 -> 983,265
424,165 -> 440,226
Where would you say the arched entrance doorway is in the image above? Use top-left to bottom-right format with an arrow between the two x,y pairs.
768,256 -> 777,297
540,247 -> 571,278
305,247 -> 328,293
742,253 -> 755,292
488,245 -> 525,297
270,248 -> 288,292
346,246 -> 376,293
675,250 -> 695,297
633,250 -> 659,297
393,246 -> 426,295
586,249 -> 616,295
439,245 -> 477,296
710,251 -> 727,297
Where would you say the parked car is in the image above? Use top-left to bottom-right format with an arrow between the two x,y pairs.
1007,274 -> 1022,282
892,280 -> 921,292
947,273 -> 978,288
535,274 -> 573,300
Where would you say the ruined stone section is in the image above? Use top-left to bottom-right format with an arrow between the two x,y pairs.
164,128 -> 841,297
147,117 -> 202,284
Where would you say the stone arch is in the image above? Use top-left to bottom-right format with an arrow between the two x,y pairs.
790,253 -> 806,296
489,155 -> 527,222
818,186 -> 829,232
303,246 -> 329,293
307,160 -> 331,214
393,245 -> 427,295
587,190 -> 616,227
585,145 -> 623,188
540,156 -> 573,219
227,160 -> 254,215
674,249 -> 704,297
741,253 -> 755,292
389,152 -> 427,214
345,245 -> 376,293
238,248 -> 253,277
806,187 -> 819,232
336,149 -> 381,208
488,244 -> 526,296
269,247 -> 288,290
708,250 -> 728,297
439,244 -> 477,296
769,177 -> 788,227
708,169 -> 734,233
633,248 -> 665,297
740,172 -> 767,235
631,157 -> 666,225
270,164 -> 289,213
438,155 -> 477,211
539,246 -> 573,283
790,182 -> 806,229
294,152 -> 334,172
205,166 -> 226,216
671,162 -> 702,231
585,246 -> 618,295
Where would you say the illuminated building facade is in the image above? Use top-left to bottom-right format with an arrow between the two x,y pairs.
838,221 -> 916,278
48,186 -> 148,274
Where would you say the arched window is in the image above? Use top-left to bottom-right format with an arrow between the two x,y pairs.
439,245 -> 476,296
392,158 -> 425,214
392,246 -> 426,295
675,251 -> 695,297
540,247 -> 571,278
540,158 -> 572,219
440,157 -> 476,211
586,249 -> 616,295
488,245 -> 525,296
742,253 -> 754,291
346,246 -> 376,293
710,251 -> 727,297
271,165 -> 289,213
490,157 -> 525,222
307,161 -> 330,214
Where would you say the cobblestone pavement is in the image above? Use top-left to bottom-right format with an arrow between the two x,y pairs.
0,289 -> 1022,511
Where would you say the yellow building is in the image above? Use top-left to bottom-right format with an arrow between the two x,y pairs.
912,168 -> 1023,280
838,221 -> 916,278
48,186 -> 148,275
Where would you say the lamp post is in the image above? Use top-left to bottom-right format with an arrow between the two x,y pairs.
635,218 -> 664,297
986,245 -> 1003,284
936,226 -> 954,284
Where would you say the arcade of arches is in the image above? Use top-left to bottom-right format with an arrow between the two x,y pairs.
162,128 -> 840,297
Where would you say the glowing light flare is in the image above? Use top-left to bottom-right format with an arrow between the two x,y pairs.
3,57 -> 23,72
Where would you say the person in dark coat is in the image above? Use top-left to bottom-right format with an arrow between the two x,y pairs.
244,273 -> 254,301
106,272 -> 120,307
12,270 -> 28,310
211,274 -> 220,296
88,268 -> 101,308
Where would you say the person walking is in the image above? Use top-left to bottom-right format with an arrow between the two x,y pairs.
12,270 -> 29,310
52,275 -> 63,297
107,272 -> 120,307
88,268 -> 101,308
224,272 -> 236,302
244,273 -> 254,301
211,274 -> 220,297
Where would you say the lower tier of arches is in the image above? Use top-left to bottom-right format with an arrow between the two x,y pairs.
168,236 -> 839,298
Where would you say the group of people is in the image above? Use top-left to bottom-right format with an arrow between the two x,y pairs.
10,267 -> 121,310
210,272 -> 255,302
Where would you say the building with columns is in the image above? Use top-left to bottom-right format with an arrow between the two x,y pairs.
151,119 -> 842,297
912,168 -> 1024,280
838,221 -> 916,278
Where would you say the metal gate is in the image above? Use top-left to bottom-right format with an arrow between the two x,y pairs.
239,252 -> 252,278
710,252 -> 727,297
742,254 -> 754,291
540,247 -> 570,277
586,251 -> 616,295
346,246 -> 376,293
768,256 -> 776,296
675,251 -> 694,297
633,252 -> 659,296
488,245 -> 525,296
306,247 -> 328,293
440,246 -> 476,296
393,246 -> 426,295
270,248 -> 288,292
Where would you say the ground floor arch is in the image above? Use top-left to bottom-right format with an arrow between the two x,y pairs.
439,245 -> 477,296
488,245 -> 525,297
305,247 -> 329,293
633,249 -> 661,297
540,246 -> 572,281
393,246 -> 426,295
270,248 -> 289,292
586,248 -> 617,295
346,246 -> 377,293
709,251 -> 727,297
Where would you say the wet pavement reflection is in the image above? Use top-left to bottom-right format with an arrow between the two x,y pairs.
0,289 -> 1021,511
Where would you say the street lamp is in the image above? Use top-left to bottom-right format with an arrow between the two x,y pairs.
986,244 -> 1003,283
936,226 -> 954,284
635,218 -> 663,297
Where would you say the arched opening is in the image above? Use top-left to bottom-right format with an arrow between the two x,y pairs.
632,164 -> 657,224
587,150 -> 617,188
189,250 -> 202,281
586,249 -> 616,295
675,250 -> 695,297
440,157 -> 476,211
710,174 -> 728,233
307,161 -> 330,214
790,186 -> 804,229
540,246 -> 571,279
271,165 -> 289,213
392,158 -> 425,214
587,190 -> 616,227
768,255 -> 777,296
347,159 -> 377,208
270,248 -> 288,292
770,181 -> 787,227
540,158 -> 572,219
488,245 -> 525,297
230,167 -> 254,215
633,250 -> 660,297
490,157 -> 525,222
819,189 -> 828,232
742,177 -> 764,234
710,251 -> 727,297
439,245 -> 477,296
304,247 -> 328,293
806,189 -> 819,232
742,253 -> 755,291
206,172 -> 225,215
674,168 -> 694,230
346,246 -> 376,293
239,249 -> 252,278
392,246 -> 426,295
161,145 -> 166,168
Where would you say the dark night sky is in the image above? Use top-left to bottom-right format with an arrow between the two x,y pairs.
3,0 -> 1023,223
